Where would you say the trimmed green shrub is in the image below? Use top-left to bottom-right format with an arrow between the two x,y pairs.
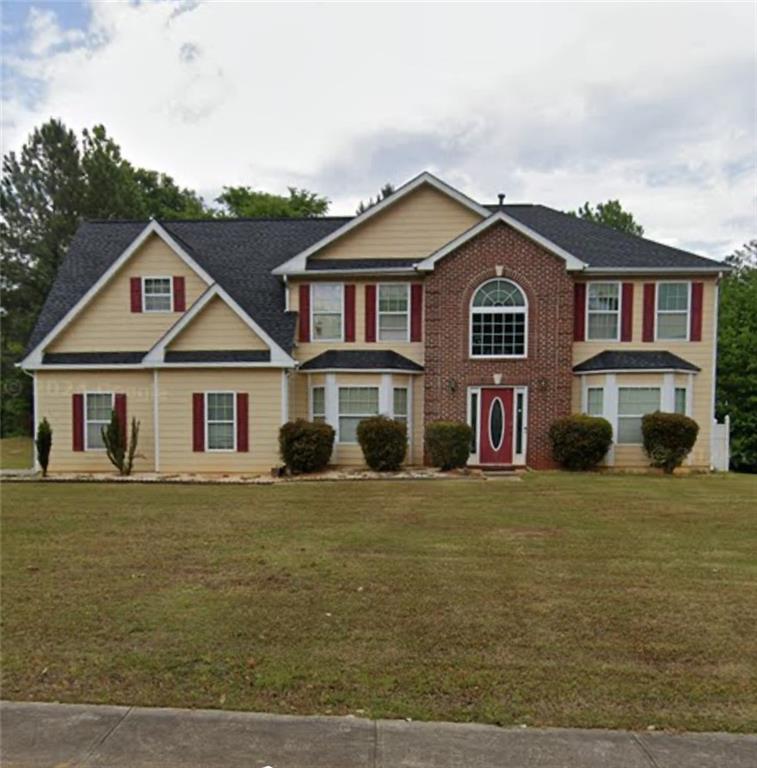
279,419 -> 335,473
642,411 -> 699,474
35,417 -> 52,477
357,416 -> 407,471
549,414 -> 612,471
425,420 -> 473,470
102,414 -> 140,476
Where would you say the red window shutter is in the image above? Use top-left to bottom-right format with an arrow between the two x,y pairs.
298,284 -> 310,342
621,283 -> 634,342
344,284 -> 356,342
410,284 -> 423,342
236,393 -> 249,452
173,276 -> 186,312
365,284 -> 377,342
130,277 -> 142,312
192,393 -> 205,452
642,283 -> 656,342
573,283 -> 586,341
690,282 -> 703,341
114,393 -> 127,448
72,394 -> 84,451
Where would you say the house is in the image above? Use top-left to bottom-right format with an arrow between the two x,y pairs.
20,172 -> 727,473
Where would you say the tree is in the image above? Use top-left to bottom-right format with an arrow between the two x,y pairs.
570,200 -> 644,236
716,241 -> 757,472
132,168 -> 207,220
102,413 -> 140,476
356,183 -> 395,215
216,186 -> 329,218
35,417 -> 52,476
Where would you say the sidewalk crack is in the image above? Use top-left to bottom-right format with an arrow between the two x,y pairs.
632,733 -> 661,768
73,705 -> 133,767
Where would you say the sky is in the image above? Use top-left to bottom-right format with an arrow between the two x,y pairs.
1,0 -> 755,259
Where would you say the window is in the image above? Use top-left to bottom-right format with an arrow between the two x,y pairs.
469,391 -> 478,453
378,284 -> 409,341
586,387 -> 604,416
311,386 -> 326,423
393,387 -> 408,426
515,391 -> 525,456
617,387 -> 660,444
587,283 -> 620,340
312,284 -> 343,341
675,387 -> 687,415
338,387 -> 378,443
470,279 -> 527,357
206,392 -> 236,451
85,392 -> 113,450
657,283 -> 690,340
143,277 -> 173,312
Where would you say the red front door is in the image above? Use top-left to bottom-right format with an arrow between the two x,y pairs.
480,388 -> 514,464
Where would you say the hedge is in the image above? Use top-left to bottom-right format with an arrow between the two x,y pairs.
279,419 -> 335,473
357,416 -> 407,471
549,414 -> 612,471
642,411 -> 699,473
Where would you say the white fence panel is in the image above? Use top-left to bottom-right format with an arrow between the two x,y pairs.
711,415 -> 730,471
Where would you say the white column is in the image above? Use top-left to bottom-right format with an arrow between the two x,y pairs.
32,372 -> 40,472
662,373 -> 675,412
153,369 -> 160,473
605,373 -> 617,466
379,373 -> 393,416
280,370 -> 290,424
325,374 -> 338,429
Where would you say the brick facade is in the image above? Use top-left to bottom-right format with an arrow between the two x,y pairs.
423,221 -> 575,469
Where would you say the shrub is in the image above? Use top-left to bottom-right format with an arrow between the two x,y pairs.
425,421 -> 473,470
642,411 -> 699,474
279,419 -> 335,473
35,418 -> 52,477
102,414 -> 140,476
549,414 -> 612,470
357,416 -> 407,471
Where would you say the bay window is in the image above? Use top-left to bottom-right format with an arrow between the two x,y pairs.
617,387 -> 660,444
338,387 -> 378,443
586,387 -> 604,417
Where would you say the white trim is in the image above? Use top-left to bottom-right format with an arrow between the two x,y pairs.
141,275 -> 174,313
299,367 -> 423,375
711,277 -> 721,455
605,373 -> 618,465
281,371 -> 290,425
655,281 -> 691,342
309,382 -> 327,421
204,390 -> 237,453
661,373 -> 675,412
310,282 -> 345,343
272,172 -> 490,275
574,367 -> 698,375
153,369 -> 160,472
585,385 -> 605,417
324,374 -> 338,434
377,283 -> 411,342
416,211 -> 587,272
84,391 -> 114,452
379,373 -> 393,416
469,278 -> 529,360
583,266 -> 725,275
585,281 -> 621,342
20,220 -> 214,368
32,372 -> 40,472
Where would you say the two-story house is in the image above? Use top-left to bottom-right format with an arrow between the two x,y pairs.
20,172 -> 726,473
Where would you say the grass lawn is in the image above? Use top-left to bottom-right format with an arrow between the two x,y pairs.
1,473 -> 756,732
0,436 -> 33,470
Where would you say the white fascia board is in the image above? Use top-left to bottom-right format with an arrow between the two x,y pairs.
297,367 -> 424,375
415,212 -> 587,272
272,171 -> 490,276
285,268 -> 418,277
19,220 -> 214,368
573,368 -> 699,375
24,361 -> 294,371
583,266 -> 726,275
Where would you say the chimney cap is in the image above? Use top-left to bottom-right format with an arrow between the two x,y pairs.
497,193 -> 506,206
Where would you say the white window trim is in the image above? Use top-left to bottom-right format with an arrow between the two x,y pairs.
337,384 -> 379,444
142,276 -> 174,313
377,283 -> 410,342
310,384 -> 326,421
204,391 -> 237,453
655,281 -> 691,342
310,283 -> 344,342
585,386 -> 605,417
84,391 -> 114,452
466,386 -> 528,465
585,281 -> 621,342
616,385 -> 662,445
469,279 -> 529,360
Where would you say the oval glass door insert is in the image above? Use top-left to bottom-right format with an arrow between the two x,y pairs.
489,397 -> 504,451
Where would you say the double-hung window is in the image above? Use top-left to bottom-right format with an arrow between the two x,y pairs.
587,283 -> 620,340
656,283 -> 689,340
311,284 -> 343,341
586,387 -> 604,417
206,392 -> 236,451
378,284 -> 409,341
674,387 -> 687,415
338,387 -> 378,443
392,387 -> 408,426
311,386 -> 326,423
143,277 -> 173,312
617,387 -> 660,444
85,392 -> 113,450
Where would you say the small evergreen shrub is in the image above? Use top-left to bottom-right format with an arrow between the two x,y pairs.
357,416 -> 407,471
102,414 -> 140,476
642,411 -> 699,474
35,418 -> 52,477
425,421 -> 473,470
279,419 -> 335,473
549,414 -> 612,470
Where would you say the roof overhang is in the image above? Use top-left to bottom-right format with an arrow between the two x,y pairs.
582,267 -> 727,276
573,367 -> 699,375
299,367 -> 424,375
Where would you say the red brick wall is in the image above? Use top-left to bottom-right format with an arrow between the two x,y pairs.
423,221 -> 574,468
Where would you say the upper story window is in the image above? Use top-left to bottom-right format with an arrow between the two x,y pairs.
587,283 -> 620,340
143,277 -> 173,312
311,284 -> 343,341
378,284 -> 409,341
656,282 -> 690,340
470,279 -> 527,358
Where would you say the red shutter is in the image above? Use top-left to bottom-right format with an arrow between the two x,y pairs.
690,282 -> 703,341
298,284 -> 310,342
573,283 -> 586,341
114,393 -> 127,448
621,283 -> 634,342
642,283 -> 656,341
173,276 -> 186,312
192,393 -> 205,452
72,394 -> 84,451
365,284 -> 377,342
130,277 -> 142,313
410,284 -> 423,342
344,284 -> 356,342
236,393 -> 249,452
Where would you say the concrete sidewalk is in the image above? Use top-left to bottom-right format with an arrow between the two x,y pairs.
1,701 -> 754,768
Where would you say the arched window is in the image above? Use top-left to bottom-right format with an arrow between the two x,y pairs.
470,279 -> 527,357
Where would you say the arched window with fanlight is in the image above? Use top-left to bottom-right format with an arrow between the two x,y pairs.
470,278 -> 528,358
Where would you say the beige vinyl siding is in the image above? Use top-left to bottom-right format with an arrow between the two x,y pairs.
168,297 -> 268,351
314,185 -> 481,261
35,371 -> 155,472
157,369 -> 283,473
49,235 -> 208,352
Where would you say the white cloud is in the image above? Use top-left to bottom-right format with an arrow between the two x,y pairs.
2,0 -> 755,257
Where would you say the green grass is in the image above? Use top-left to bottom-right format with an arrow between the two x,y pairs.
0,436 -> 33,470
1,473 -> 756,732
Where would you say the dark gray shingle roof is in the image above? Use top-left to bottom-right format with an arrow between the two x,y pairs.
573,350 -> 700,373
299,350 -> 423,372
164,350 -> 270,363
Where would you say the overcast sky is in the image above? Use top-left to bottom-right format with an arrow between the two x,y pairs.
2,1 -> 755,258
